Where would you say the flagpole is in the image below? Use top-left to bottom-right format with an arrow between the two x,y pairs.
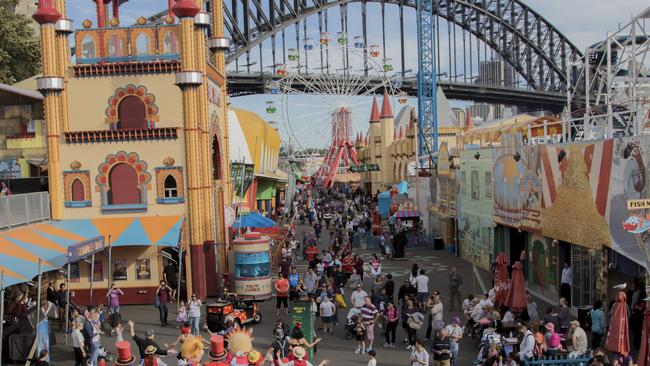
89,254 -> 95,305
36,259 -> 42,325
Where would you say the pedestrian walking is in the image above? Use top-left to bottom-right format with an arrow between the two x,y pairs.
426,294 -> 444,340
444,317 -> 463,366
448,267 -> 462,311
176,301 -> 188,327
289,267 -> 300,301
384,274 -> 395,303
56,283 -> 67,331
155,280 -> 173,327
106,284 -> 124,315
367,349 -> 377,366
275,273 -> 290,316
560,262 -> 572,306
71,321 -> 86,366
431,329 -> 451,366
353,317 -> 367,354
187,293 -> 202,335
320,296 -> 336,334
369,254 -> 381,278
384,302 -> 398,348
83,307 -> 102,366
414,269 -> 429,305
589,300 -> 605,348
361,296 -> 379,352
410,339 -> 429,366
304,267 -> 319,296
351,284 -> 368,308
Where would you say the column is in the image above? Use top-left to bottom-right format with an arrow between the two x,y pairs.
173,0 -> 206,299
33,0 -> 64,220
54,0 -> 72,132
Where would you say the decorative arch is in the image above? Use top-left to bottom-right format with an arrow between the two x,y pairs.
71,179 -> 85,201
97,151 -> 151,210
104,84 -> 159,127
63,168 -> 92,208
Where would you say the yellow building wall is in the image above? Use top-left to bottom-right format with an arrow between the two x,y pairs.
66,72 -> 182,131
6,121 -> 45,150
231,107 -> 280,174
58,139 -> 187,219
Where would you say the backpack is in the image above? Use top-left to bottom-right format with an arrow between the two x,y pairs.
272,339 -> 289,359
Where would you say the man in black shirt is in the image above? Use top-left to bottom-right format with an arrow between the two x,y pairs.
432,328 -> 451,366
162,261 -> 178,290
55,284 -> 67,331
127,320 -> 177,360
384,274 -> 395,303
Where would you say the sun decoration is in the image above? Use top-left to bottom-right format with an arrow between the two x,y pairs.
136,16 -> 147,25
70,160 -> 82,171
96,151 -> 151,186
104,84 -> 159,126
82,19 -> 93,28
227,327 -> 254,355
163,156 -> 175,167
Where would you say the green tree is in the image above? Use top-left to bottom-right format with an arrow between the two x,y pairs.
0,0 -> 40,84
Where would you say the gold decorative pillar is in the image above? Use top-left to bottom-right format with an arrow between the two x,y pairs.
54,0 -> 71,132
173,0 -> 207,299
33,0 -> 64,220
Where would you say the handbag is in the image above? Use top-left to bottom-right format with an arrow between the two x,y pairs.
408,317 -> 423,330
154,294 -> 160,308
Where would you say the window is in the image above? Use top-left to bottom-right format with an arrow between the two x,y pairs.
112,259 -> 128,281
135,33 -> 150,55
471,171 -> 480,200
164,175 -> 178,198
117,96 -> 148,129
212,138 -> 222,180
234,252 -> 270,278
162,31 -> 178,54
70,262 -> 80,283
484,172 -> 492,198
108,163 -> 141,205
107,34 -> 125,57
90,260 -> 103,282
136,259 -> 151,280
81,35 -> 95,59
71,179 -> 85,201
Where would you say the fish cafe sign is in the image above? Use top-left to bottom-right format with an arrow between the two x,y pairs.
67,236 -> 106,262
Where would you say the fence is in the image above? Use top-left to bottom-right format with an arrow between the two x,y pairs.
0,192 -> 50,229
523,355 -> 591,366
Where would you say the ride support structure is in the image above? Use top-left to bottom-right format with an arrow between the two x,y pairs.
314,107 -> 360,188
416,0 -> 438,164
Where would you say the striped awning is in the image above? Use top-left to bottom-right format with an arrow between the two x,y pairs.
394,209 -> 422,218
0,216 -> 184,287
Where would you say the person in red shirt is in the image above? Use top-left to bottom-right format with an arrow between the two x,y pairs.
275,273 -> 290,316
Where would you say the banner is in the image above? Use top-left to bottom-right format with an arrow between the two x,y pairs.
36,319 -> 50,362
231,162 -> 255,197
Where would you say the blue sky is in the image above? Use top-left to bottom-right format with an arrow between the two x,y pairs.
66,0 -> 650,148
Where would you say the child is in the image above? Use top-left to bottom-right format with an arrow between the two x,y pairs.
71,321 -> 86,366
354,317 -> 367,354
367,349 -> 377,366
177,301 -> 188,328
114,322 -> 124,343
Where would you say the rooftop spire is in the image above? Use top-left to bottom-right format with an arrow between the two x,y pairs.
369,96 -> 380,123
380,90 -> 393,119
33,0 -> 61,24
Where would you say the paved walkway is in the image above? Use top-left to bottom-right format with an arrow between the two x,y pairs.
48,223 -> 515,365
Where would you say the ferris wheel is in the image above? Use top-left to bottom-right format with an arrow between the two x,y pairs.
264,32 -> 408,165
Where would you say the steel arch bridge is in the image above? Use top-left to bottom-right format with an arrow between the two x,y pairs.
215,0 -> 583,108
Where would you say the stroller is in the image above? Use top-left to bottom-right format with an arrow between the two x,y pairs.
345,308 -> 362,340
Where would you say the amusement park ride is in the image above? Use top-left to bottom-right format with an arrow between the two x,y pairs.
313,107 -> 360,187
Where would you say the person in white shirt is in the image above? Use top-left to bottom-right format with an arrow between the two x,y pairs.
519,326 -> 535,359
444,317 -> 463,366
320,297 -> 337,334
410,339 -> 430,366
560,262 -> 573,306
71,321 -> 86,366
351,284 -> 369,308
415,270 -> 429,305
478,293 -> 493,310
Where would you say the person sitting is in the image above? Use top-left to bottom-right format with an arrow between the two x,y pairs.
567,320 -> 588,358
533,332 -> 547,358
543,323 -> 563,355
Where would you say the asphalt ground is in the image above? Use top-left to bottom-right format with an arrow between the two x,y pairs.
48,222 -> 494,366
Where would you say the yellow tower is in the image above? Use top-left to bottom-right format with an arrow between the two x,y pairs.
33,0 -> 64,220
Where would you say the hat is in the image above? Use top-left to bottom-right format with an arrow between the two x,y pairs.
274,327 -> 285,339
208,335 -> 227,361
248,350 -> 262,363
181,326 -> 190,335
545,323 -> 555,331
451,317 -> 461,324
292,346 -> 306,360
115,341 -> 135,365
145,329 -> 155,337
570,320 -> 580,327
144,345 -> 158,356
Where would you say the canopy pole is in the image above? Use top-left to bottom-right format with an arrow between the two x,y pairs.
36,259 -> 42,325
64,262 -> 70,345
177,243 -> 183,309
89,254 -> 95,305
107,235 -> 112,291
0,270 -> 4,366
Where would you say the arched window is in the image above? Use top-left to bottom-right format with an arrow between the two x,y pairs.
107,34 -> 125,57
162,31 -> 178,54
117,96 -> 148,129
164,175 -> 178,198
108,163 -> 140,205
135,33 -> 150,55
212,137 -> 222,180
81,35 -> 95,59
71,179 -> 85,202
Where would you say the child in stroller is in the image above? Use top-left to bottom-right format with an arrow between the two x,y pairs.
345,308 -> 362,340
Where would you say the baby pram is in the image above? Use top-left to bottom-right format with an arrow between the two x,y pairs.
345,308 -> 362,340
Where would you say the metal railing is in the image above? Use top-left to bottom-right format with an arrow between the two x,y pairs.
0,192 -> 50,229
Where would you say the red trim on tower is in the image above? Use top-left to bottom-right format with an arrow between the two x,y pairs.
380,90 -> 393,119
32,0 -> 61,25
369,96 -> 380,123
172,0 -> 200,18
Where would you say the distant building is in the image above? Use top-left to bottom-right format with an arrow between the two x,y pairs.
477,59 -> 516,87
3,0 -> 39,34
468,103 -> 503,122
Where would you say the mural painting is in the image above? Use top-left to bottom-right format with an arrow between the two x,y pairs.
492,133 -> 542,232
539,141 -> 613,249
458,213 -> 493,270
609,137 -> 650,267
526,233 -> 559,299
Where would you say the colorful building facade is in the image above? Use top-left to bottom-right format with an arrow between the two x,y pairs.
2,0 -> 233,303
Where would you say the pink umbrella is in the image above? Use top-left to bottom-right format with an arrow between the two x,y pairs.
638,307 -> 650,366
493,253 -> 510,307
504,261 -> 527,312
606,291 -> 630,355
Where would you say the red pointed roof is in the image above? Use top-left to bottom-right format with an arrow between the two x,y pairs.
380,90 -> 393,119
369,96 -> 380,123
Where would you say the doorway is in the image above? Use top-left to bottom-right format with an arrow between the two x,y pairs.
509,228 -> 527,265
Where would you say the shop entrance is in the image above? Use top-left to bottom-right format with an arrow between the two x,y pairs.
509,228 -> 527,265
570,245 -> 600,308
160,247 -> 187,301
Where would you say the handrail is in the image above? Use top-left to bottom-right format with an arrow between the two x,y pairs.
0,192 -> 50,230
